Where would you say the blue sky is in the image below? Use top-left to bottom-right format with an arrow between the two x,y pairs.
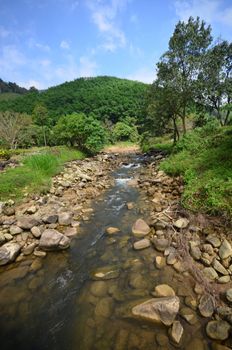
0,0 -> 231,89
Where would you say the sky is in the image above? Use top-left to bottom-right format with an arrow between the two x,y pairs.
0,0 -> 231,89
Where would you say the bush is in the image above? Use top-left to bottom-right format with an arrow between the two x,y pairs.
112,122 -> 139,142
53,113 -> 107,154
0,149 -> 11,160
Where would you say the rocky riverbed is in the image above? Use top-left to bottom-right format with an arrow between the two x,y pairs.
0,151 -> 232,350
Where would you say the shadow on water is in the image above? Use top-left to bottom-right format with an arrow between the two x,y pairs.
0,155 -> 209,349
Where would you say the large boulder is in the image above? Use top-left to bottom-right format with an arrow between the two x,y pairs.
132,296 -> 180,326
132,219 -> 150,237
0,242 -> 21,265
39,229 -> 70,251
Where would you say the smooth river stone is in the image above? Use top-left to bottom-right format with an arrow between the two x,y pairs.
132,219 -> 150,237
106,227 -> 120,234
133,239 -> 151,250
91,266 -> 120,280
132,296 -> 180,326
206,320 -> 230,340
219,240 -> 232,260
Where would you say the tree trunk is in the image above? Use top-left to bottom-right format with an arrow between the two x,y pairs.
42,125 -> 47,147
172,117 -> 179,144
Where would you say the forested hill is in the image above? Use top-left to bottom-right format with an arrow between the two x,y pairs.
0,79 -> 28,94
0,76 -> 149,124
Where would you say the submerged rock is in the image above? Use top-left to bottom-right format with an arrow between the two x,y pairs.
39,229 -> 70,251
132,219 -> 150,237
106,227 -> 120,235
95,297 -> 114,318
0,242 -> 21,265
133,238 -> 150,250
132,296 -> 180,326
206,320 -> 230,340
170,320 -> 183,344
91,266 -> 120,280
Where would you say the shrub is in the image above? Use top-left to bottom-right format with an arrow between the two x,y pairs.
0,149 -> 11,160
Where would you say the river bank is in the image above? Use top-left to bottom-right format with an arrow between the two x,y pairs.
0,151 -> 232,349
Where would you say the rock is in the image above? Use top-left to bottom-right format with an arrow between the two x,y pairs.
226,288 -> 232,303
31,226 -> 41,238
4,233 -> 13,241
22,243 -> 37,255
186,339 -> 206,350
199,294 -> 215,317
185,296 -> 197,310
33,250 -> 46,258
203,267 -> 218,280
3,207 -> 15,216
132,219 -> 150,237
132,296 -> 180,326
26,206 -> 37,214
42,214 -> 58,224
127,202 -> 134,210
206,320 -> 230,340
206,235 -> 221,248
90,281 -> 108,297
133,239 -> 151,250
152,238 -> 169,252
30,259 -> 42,272
167,252 -> 177,265
219,240 -> 232,260
170,320 -> 183,344
174,218 -> 189,229
0,233 -> 6,245
129,273 -> 148,289
39,229 -> 70,251
58,212 -> 73,226
115,329 -> 129,350
64,227 -> 77,237
9,225 -> 23,235
156,334 -> 169,346
153,284 -> 175,297
190,246 -> 201,260
202,243 -> 214,255
218,275 -> 230,284
0,242 -> 21,265
95,297 -> 114,318
91,266 -> 120,280
155,256 -> 166,269
213,259 -> 229,275
180,307 -> 198,324
106,227 -> 120,235
17,217 -> 39,230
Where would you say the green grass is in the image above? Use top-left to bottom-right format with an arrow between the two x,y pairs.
0,147 -> 85,201
160,124 -> 232,217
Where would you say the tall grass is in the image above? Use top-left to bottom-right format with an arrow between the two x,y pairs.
0,147 -> 85,201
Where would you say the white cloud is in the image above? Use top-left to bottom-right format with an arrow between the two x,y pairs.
0,46 -> 27,72
86,0 -> 128,51
0,25 -> 10,38
60,40 -> 70,50
174,0 -> 232,27
127,67 -> 156,84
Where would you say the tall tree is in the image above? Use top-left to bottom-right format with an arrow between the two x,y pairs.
157,16 -> 212,134
198,40 -> 232,125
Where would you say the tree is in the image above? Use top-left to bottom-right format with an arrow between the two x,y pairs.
33,104 -> 48,146
112,121 -> 139,142
157,16 -> 212,134
198,40 -> 232,125
53,113 -> 107,154
0,111 -> 32,149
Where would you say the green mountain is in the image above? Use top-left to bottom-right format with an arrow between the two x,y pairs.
0,76 -> 149,125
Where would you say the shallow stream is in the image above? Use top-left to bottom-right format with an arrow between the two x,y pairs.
0,155 -> 213,349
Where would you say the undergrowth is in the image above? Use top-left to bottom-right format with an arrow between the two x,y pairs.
0,146 -> 85,201
160,122 -> 232,217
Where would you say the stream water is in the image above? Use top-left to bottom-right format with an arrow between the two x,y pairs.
0,155 -> 212,349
